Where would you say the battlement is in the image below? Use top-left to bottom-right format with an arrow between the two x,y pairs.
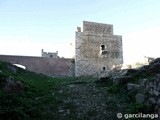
41,49 -> 59,58
82,21 -> 113,36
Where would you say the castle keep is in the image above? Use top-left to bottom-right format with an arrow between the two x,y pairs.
75,21 -> 123,76
0,21 -> 123,77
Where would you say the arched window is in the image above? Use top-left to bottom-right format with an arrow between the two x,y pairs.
101,45 -> 106,50
100,44 -> 108,56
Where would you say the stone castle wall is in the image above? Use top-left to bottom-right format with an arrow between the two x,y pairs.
0,55 -> 74,76
75,21 -> 123,76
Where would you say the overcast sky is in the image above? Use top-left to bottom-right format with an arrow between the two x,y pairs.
0,0 -> 160,63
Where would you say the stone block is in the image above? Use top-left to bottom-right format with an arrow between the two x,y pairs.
127,83 -> 140,92
136,93 -> 145,103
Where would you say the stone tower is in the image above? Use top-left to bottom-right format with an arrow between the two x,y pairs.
75,21 -> 123,76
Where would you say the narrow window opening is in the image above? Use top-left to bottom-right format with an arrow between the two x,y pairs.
101,45 -> 105,50
103,67 -> 105,71
100,44 -> 108,57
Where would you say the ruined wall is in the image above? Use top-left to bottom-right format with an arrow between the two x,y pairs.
75,21 -> 123,76
0,55 -> 74,76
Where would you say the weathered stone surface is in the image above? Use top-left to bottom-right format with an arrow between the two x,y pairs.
136,93 -> 145,103
0,55 -> 75,76
3,76 -> 24,93
127,83 -> 140,92
75,21 -> 123,76
149,98 -> 156,104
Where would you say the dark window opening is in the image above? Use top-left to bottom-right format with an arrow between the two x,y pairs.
50,55 -> 53,57
103,67 -> 105,71
100,44 -> 108,57
102,50 -> 108,55
101,45 -> 105,50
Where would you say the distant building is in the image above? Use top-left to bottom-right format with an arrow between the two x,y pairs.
41,49 -> 59,58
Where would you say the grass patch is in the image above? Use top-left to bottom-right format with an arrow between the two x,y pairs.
0,61 -> 79,120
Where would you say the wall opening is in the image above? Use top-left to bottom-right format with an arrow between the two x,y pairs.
103,67 -> 105,71
102,51 -> 108,55
13,64 -> 26,69
100,44 -> 108,56
101,45 -> 106,50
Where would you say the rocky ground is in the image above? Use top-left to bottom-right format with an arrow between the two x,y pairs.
55,78 -> 127,120
55,58 -> 160,120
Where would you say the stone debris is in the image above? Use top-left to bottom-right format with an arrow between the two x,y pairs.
99,58 -> 160,116
136,93 -> 145,103
3,76 -> 24,93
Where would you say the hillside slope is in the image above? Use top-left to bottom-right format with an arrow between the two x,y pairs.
0,61 -> 129,120
1,59 -> 159,120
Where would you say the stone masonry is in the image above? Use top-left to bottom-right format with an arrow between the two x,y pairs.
0,55 -> 75,77
41,49 -> 59,58
75,21 -> 123,76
